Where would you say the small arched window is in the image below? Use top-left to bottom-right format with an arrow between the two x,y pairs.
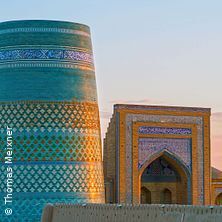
215,193 -> 222,205
162,188 -> 172,204
141,187 -> 151,204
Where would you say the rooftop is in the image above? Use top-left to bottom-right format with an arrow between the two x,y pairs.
114,104 -> 211,114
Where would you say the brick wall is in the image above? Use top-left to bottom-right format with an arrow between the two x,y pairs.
103,113 -> 116,203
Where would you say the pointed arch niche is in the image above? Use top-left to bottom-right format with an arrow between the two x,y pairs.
132,122 -> 198,204
139,154 -> 189,204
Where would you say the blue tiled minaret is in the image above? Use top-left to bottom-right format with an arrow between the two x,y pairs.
0,20 -> 104,221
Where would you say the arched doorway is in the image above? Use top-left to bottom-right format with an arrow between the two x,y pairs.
215,193 -> 222,205
162,188 -> 172,204
141,187 -> 151,204
140,155 -> 188,204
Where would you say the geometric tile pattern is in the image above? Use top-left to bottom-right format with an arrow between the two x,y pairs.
0,102 -> 100,132
0,163 -> 104,193
0,102 -> 101,162
0,133 -> 101,162
0,48 -> 93,64
141,157 -> 180,183
0,101 -> 104,222
139,126 -> 192,135
124,112 -> 203,203
139,138 -> 191,169
143,157 -> 177,176
0,20 -> 104,222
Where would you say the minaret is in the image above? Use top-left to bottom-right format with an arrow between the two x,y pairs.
0,20 -> 104,221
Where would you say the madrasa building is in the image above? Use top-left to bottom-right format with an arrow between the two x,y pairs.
104,104 -> 222,205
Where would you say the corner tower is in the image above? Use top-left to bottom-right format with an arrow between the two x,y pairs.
0,20 -> 104,221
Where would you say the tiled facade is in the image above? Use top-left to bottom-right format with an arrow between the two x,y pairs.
104,104 -> 211,205
138,138 -> 191,169
139,126 -> 192,135
0,48 -> 93,64
0,20 -> 104,222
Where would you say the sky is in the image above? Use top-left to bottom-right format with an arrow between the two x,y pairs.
0,0 -> 221,170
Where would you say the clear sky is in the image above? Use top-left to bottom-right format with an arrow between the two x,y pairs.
0,0 -> 221,170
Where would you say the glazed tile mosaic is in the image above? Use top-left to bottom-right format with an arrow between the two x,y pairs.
0,163 -> 104,193
139,126 -> 192,135
0,48 -> 93,64
138,138 -> 191,169
141,157 -> 180,182
0,20 -> 104,222
125,113 -> 203,204
0,102 -> 104,222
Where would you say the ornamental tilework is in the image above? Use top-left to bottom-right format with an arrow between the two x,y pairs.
0,48 -> 93,64
125,113 -> 204,203
0,132 -> 101,162
0,20 -> 104,222
0,102 -> 104,222
141,157 -> 180,183
139,126 -> 192,135
0,102 -> 100,132
0,27 -> 91,37
0,163 -> 104,193
138,138 -> 191,169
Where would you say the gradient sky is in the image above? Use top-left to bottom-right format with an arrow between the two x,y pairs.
0,0 -> 221,170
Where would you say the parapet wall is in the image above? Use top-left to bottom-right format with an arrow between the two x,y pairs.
41,203 -> 222,222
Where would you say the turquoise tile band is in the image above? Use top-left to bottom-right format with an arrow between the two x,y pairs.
0,20 -> 104,222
